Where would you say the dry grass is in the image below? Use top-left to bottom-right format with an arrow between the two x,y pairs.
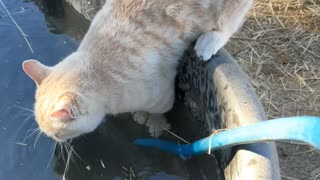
226,0 -> 320,179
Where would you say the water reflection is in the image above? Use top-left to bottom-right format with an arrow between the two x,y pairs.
35,0 -> 90,40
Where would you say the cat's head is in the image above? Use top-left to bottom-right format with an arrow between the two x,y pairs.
22,54 -> 106,142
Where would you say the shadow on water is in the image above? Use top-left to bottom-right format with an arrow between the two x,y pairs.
0,0 -> 220,179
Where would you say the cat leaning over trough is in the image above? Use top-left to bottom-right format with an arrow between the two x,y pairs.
22,0 -> 253,142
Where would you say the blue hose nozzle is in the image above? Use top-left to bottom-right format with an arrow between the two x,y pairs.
135,116 -> 320,158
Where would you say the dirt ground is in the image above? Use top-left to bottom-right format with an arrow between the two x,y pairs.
225,0 -> 320,179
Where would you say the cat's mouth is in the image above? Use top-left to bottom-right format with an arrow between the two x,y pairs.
50,130 -> 81,142
52,134 -> 66,142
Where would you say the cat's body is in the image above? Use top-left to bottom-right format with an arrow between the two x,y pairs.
23,0 -> 253,141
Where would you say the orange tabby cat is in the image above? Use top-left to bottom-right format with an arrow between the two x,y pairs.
22,0 -> 253,142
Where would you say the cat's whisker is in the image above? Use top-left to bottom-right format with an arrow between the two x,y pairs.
65,144 -> 79,169
26,128 -> 39,136
14,111 -> 34,119
14,106 -> 35,123
62,143 -> 72,179
21,115 -> 35,123
24,128 -> 40,142
14,104 -> 34,113
59,142 -> 66,164
27,127 -> 39,133
45,142 -> 57,172
16,108 -> 34,115
33,131 -> 42,149
59,142 -> 67,164
65,143 -> 74,162
66,145 -> 80,170
65,141 -> 82,161
23,113 -> 34,119
13,111 -> 35,124
55,144 -> 62,160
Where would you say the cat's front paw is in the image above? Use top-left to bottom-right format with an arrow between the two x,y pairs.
133,111 -> 149,125
195,31 -> 226,61
146,114 -> 171,137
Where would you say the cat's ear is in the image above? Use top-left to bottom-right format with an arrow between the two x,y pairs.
22,59 -> 51,85
50,99 -> 75,123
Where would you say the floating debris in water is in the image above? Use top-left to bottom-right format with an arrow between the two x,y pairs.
0,0 -> 34,53
100,160 -> 105,168
86,165 -> 91,171
14,142 -> 27,146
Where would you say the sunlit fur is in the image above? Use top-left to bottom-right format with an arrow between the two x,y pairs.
26,0 -> 253,141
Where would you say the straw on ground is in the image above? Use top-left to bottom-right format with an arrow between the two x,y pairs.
226,0 -> 320,179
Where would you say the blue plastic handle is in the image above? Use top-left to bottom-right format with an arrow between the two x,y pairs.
135,116 -> 320,159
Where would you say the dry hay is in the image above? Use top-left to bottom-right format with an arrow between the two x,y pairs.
226,0 -> 320,179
